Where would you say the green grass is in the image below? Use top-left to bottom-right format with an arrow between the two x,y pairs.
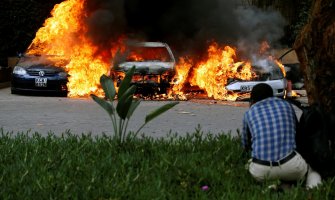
0,128 -> 334,199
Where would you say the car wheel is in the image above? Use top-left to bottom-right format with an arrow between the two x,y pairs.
60,91 -> 68,97
11,89 -> 17,94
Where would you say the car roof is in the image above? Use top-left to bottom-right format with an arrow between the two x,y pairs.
127,41 -> 168,47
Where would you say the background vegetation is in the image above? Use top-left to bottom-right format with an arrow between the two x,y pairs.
1,1 -> 334,198
0,0 -> 63,67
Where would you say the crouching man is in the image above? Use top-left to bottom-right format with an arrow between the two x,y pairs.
242,83 -> 321,189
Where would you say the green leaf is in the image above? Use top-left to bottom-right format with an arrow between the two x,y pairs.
100,74 -> 116,100
127,99 -> 141,119
118,66 -> 136,98
145,102 -> 179,124
90,94 -> 114,116
116,85 -> 137,119
117,95 -> 133,120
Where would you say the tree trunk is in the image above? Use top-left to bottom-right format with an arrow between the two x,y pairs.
294,0 -> 335,113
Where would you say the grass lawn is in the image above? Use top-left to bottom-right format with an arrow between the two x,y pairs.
0,127 -> 334,199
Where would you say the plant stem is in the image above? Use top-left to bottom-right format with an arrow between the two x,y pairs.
122,119 -> 130,142
118,118 -> 123,143
134,123 -> 147,138
109,102 -> 118,137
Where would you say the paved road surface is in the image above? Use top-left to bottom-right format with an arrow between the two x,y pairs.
0,87 -> 306,138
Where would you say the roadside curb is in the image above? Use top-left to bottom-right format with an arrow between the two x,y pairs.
0,82 -> 10,89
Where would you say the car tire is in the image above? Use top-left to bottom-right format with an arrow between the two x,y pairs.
11,89 -> 17,94
60,91 -> 68,97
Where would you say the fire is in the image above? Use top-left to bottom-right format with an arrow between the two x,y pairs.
259,41 -> 270,55
26,0 -> 286,101
274,59 -> 287,77
126,46 -> 170,62
170,57 -> 193,99
26,0 -> 120,97
171,42 -> 256,101
65,43 -> 108,97
127,53 -> 144,62
27,0 -> 84,56
286,80 -> 300,98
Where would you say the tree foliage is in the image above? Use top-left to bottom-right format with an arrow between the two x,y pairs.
294,0 -> 335,113
0,0 -> 63,67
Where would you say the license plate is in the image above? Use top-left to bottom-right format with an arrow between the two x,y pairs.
35,78 -> 47,87
240,85 -> 253,92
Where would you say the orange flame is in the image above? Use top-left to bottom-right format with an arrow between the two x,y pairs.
26,0 -> 122,97
172,42 -> 256,100
126,47 -> 170,62
259,41 -> 270,55
127,53 -> 144,62
170,57 -> 193,98
274,59 -> 286,77
27,0 -> 84,56
26,0 -> 285,101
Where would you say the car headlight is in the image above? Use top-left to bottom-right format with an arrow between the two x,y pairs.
13,66 -> 27,75
58,72 -> 68,78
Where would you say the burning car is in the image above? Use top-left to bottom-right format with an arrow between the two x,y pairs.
11,54 -> 69,96
112,42 -> 176,95
225,60 -> 286,98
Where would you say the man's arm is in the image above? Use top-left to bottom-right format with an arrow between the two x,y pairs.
242,115 -> 252,152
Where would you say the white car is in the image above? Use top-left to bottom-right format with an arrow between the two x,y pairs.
225,60 -> 287,98
113,41 -> 176,94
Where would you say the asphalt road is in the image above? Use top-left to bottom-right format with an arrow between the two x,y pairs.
0,86 -> 306,138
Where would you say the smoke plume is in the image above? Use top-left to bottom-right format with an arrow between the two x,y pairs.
83,0 -> 287,59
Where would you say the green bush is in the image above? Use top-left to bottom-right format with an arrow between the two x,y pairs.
0,128 -> 334,199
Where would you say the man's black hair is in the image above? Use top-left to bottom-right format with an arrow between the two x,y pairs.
250,83 -> 273,104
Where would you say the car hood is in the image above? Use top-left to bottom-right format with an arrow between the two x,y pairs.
118,61 -> 175,74
16,55 -> 68,72
19,64 -> 66,73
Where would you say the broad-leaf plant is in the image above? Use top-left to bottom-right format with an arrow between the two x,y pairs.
91,66 -> 179,143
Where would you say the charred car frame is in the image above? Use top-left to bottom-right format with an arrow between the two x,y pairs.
111,42 -> 176,95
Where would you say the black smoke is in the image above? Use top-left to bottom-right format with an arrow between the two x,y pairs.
83,0 -> 286,59
84,0 -> 126,48
235,6 -> 287,59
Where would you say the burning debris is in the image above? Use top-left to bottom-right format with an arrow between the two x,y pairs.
169,42 -> 256,101
26,0 -> 288,101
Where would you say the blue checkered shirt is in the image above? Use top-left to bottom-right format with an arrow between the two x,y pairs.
242,97 -> 297,161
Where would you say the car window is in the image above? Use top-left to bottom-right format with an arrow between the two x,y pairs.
252,64 -> 284,81
126,46 -> 173,62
